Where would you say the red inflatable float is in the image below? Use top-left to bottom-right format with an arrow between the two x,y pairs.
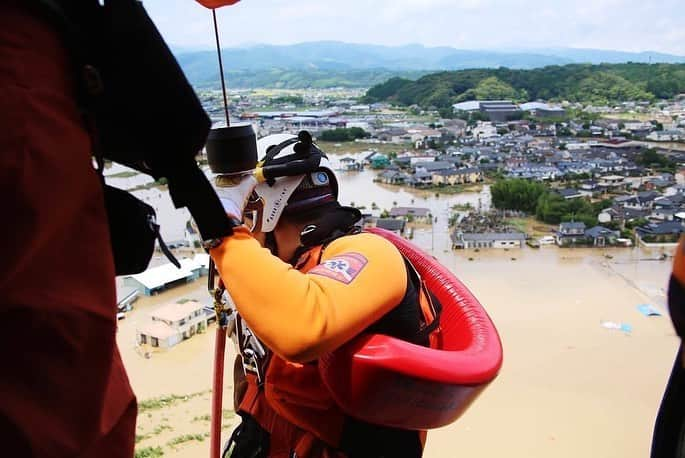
318,227 -> 503,430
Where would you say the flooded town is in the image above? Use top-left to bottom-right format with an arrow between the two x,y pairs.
107,94 -> 684,455
8,1 -> 685,457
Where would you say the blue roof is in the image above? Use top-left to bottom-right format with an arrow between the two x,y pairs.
560,222 -> 586,230
585,226 -> 615,238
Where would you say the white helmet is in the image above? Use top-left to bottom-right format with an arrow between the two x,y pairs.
250,131 -> 338,233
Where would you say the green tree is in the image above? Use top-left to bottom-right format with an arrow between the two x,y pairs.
471,77 -> 521,101
319,127 -> 370,142
636,149 -> 675,172
491,179 -> 547,213
535,192 -> 598,225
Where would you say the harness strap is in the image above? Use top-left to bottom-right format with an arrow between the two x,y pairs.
407,260 -> 442,343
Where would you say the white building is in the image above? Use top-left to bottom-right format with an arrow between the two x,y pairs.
647,130 -> 684,142
472,122 -> 498,140
452,100 -> 481,112
452,232 -> 526,249
349,104 -> 370,113
137,301 -> 208,349
124,256 -> 209,296
599,175 -> 626,189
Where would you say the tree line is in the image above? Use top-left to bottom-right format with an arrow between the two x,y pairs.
318,127 -> 370,142
363,63 -> 685,109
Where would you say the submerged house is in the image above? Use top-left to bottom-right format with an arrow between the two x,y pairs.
389,207 -> 431,224
375,218 -> 406,235
585,226 -> 619,247
432,167 -> 483,186
409,171 -> 433,187
636,221 -> 685,243
340,157 -> 362,171
451,232 -> 526,249
136,301 -> 208,349
370,154 -> 390,169
556,222 -> 586,246
378,170 -> 409,185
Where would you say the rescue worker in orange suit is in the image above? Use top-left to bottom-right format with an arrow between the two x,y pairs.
0,2 -> 136,456
208,132 -> 439,457
652,238 -> 685,458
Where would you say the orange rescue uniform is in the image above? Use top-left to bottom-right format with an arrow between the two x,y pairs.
211,228 -> 419,456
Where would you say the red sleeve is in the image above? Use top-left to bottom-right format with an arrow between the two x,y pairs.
0,5 -> 135,457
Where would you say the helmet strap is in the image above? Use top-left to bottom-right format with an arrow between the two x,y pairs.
298,205 -> 362,249
265,231 -> 279,258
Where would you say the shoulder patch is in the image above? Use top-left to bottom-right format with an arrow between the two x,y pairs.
309,253 -> 368,284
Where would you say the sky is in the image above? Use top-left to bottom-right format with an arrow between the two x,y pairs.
142,0 -> 685,55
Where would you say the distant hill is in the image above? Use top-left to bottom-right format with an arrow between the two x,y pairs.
174,41 -> 685,88
363,63 -> 685,109
183,67 -> 429,90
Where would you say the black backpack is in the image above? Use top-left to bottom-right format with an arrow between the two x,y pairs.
33,0 -> 233,274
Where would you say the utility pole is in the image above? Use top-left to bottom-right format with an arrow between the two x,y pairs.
431,214 -> 435,252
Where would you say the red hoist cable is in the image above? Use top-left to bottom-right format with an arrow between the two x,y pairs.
209,269 -> 230,458
194,2 -> 242,457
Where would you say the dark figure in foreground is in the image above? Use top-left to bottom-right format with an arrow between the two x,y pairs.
0,2 -> 136,456
652,238 -> 685,457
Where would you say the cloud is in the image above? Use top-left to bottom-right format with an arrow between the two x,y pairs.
142,0 -> 685,55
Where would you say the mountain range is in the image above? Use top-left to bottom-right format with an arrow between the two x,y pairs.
173,41 -> 685,88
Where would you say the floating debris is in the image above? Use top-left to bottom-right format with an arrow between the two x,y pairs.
637,304 -> 662,317
600,320 -> 632,334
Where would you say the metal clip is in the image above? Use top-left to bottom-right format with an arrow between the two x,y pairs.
236,315 -> 268,384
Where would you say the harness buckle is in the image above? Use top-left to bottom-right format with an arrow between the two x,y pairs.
236,315 -> 268,384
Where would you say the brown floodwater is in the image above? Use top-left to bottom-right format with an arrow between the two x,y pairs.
114,163 -> 678,458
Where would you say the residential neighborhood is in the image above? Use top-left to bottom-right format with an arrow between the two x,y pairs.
193,88 -> 685,250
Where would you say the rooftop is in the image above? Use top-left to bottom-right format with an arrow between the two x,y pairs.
585,226 -> 616,238
520,102 -> 565,112
390,207 -> 430,217
150,301 -> 204,323
116,286 -> 138,304
415,161 -> 455,172
557,188 -> 581,197
376,218 -> 406,231
127,258 -> 202,290
137,321 -> 178,340
460,232 -> 526,242
637,221 -> 685,235
452,100 -> 481,111
560,222 -> 586,230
